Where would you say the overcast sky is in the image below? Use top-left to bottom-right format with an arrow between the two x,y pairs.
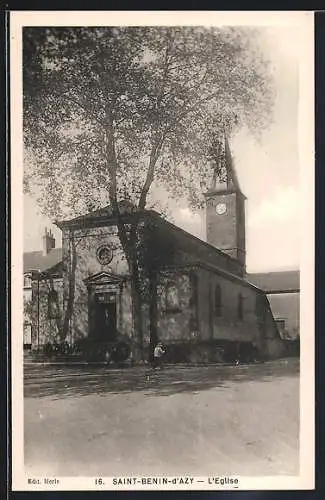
24,24 -> 303,272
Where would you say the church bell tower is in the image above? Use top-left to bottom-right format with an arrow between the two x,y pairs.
204,133 -> 246,273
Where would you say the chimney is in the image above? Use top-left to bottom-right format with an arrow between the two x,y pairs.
42,227 -> 55,256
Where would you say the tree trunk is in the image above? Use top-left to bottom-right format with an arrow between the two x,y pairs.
61,232 -> 77,343
148,270 -> 158,363
46,276 -> 64,341
130,275 -> 144,362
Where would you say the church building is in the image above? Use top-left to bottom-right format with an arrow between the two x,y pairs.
23,137 -> 293,363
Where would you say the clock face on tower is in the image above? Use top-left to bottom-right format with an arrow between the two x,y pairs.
216,202 -> 227,215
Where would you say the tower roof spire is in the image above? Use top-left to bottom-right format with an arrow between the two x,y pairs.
206,130 -> 245,198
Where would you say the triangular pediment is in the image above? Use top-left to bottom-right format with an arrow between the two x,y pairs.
84,271 -> 124,286
56,200 -> 139,229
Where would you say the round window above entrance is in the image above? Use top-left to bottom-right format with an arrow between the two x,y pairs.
96,245 -> 113,265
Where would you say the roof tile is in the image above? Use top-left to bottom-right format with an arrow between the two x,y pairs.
23,248 -> 63,273
247,271 -> 300,292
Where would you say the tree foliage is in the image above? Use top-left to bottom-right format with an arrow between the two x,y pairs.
23,26 -> 275,357
24,26 -> 274,218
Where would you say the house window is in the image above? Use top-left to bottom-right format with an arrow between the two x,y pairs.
237,293 -> 244,320
48,290 -> 59,319
165,283 -> 180,312
215,284 -> 222,317
24,274 -> 32,288
23,323 -> 32,349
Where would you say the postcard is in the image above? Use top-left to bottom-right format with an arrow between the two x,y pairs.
11,10 -> 314,491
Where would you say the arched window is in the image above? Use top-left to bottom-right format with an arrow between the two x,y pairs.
165,283 -> 180,312
189,272 -> 199,330
237,293 -> 244,320
24,274 -> 32,288
189,272 -> 198,308
48,290 -> 59,319
215,284 -> 222,317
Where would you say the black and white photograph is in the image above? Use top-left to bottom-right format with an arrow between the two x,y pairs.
11,11 -> 314,491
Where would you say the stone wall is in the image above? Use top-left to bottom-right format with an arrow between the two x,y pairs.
62,225 -> 131,341
255,293 -> 286,359
31,277 -> 63,346
29,219 -> 286,362
156,272 -> 192,343
23,288 -> 32,324
23,286 -> 33,346
59,219 -> 250,347
206,192 -> 238,258
148,265 -> 285,361
196,267 -> 261,343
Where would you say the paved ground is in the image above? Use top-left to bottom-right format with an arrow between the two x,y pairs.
24,359 -> 299,477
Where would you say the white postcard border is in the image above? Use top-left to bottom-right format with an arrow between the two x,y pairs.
10,10 -> 315,491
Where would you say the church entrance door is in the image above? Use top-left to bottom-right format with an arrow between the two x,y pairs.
85,271 -> 123,342
94,292 -> 117,342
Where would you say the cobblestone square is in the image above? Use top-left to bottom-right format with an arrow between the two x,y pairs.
24,359 -> 299,477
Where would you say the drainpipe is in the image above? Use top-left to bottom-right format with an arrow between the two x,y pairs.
37,272 -> 40,348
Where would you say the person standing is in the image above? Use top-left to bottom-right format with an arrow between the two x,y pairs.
152,342 -> 166,369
